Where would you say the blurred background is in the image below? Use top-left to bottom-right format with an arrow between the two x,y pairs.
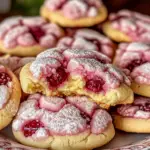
0,0 -> 150,21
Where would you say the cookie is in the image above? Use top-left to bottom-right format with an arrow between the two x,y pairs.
102,10 -> 150,43
12,94 -> 115,149
57,28 -> 115,59
0,65 -> 21,130
0,16 -> 64,56
20,48 -> 133,109
0,55 -> 35,77
41,0 -> 108,27
114,95 -> 150,133
114,42 -> 150,97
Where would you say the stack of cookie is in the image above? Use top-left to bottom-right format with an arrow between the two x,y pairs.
0,0 -> 150,150
12,47 -> 133,149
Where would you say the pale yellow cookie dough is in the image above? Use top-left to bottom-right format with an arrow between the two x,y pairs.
20,63 -> 134,109
102,22 -> 132,42
114,114 -> 150,133
13,123 -> 115,150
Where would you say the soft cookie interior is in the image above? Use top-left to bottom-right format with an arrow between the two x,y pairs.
20,48 -> 133,109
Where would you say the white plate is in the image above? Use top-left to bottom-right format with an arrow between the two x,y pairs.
1,125 -> 149,149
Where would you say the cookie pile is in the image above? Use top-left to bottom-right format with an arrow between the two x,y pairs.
0,0 -> 150,150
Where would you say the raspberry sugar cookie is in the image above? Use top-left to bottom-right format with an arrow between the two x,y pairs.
20,48 -> 133,109
0,16 -> 64,56
0,55 -> 35,77
103,10 -> 150,43
114,42 -> 150,97
0,65 -> 21,130
41,0 -> 107,27
114,95 -> 150,133
12,94 -> 115,149
57,29 -> 115,59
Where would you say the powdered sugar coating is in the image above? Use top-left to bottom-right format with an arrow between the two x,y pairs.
0,56 -> 35,72
66,96 -> 98,116
131,63 -> 150,85
109,10 -> 150,43
39,96 -> 66,111
115,42 -> 150,85
63,49 -> 111,63
57,29 -> 114,58
30,58 -> 61,78
0,16 -> 63,49
117,96 -> 150,119
12,94 -> 112,137
30,48 -> 131,91
44,0 -> 103,19
0,85 -> 10,109
91,109 -> 112,134
49,104 -> 87,135
67,58 -> 130,89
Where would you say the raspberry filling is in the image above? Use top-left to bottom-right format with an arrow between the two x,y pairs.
22,120 -> 44,137
86,77 -> 105,93
30,48 -> 130,93
13,94 -> 112,138
46,67 -> 68,88
109,10 -> 150,43
117,96 -> 150,119
44,0 -> 103,19
126,59 -> 146,72
0,17 -> 63,49
0,72 -> 11,85
29,26 -> 45,42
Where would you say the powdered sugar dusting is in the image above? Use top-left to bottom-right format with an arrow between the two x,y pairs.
0,56 -> 35,77
29,47 -> 130,93
63,48 -> 111,63
131,62 -> 150,84
0,16 -> 63,49
22,17 -> 46,27
62,0 -> 88,19
127,42 -> 150,51
4,26 -> 29,48
32,128 -> 49,139
117,95 -> 150,119
17,33 -> 36,46
39,96 -> 66,111
0,85 -> 10,109
30,58 -> 61,78
91,109 -> 112,134
0,16 -> 21,39
49,104 -> 87,135
37,48 -> 64,62
115,42 -> 150,84
67,57 -> 130,89
44,0 -> 102,19
57,29 -> 114,58
75,29 -> 111,44
12,94 -> 112,137
109,10 -> 150,43
66,96 -> 98,116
